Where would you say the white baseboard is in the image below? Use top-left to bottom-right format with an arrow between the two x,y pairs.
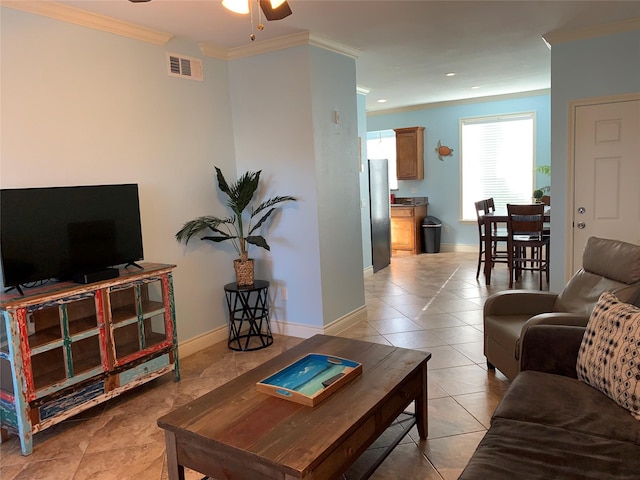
440,243 -> 477,253
271,305 -> 368,338
269,319 -> 323,338
363,266 -> 374,277
177,326 -> 228,358
178,306 -> 369,357
323,305 -> 368,335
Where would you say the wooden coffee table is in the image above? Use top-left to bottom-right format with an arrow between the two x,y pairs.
157,334 -> 431,480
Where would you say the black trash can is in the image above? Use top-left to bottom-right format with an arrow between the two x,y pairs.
422,216 -> 442,253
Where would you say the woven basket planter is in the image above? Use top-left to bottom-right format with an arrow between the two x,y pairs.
234,257 -> 255,287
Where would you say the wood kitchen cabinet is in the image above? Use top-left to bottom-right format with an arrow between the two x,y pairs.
394,126 -> 425,180
391,204 -> 428,255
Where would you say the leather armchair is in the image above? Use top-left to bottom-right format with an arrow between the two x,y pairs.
483,236 -> 640,380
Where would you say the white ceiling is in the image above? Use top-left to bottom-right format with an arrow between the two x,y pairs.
55,0 -> 640,112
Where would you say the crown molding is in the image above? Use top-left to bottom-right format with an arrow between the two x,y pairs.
208,31 -> 363,60
1,1 -> 174,45
543,17 -> 640,45
308,33 -> 363,59
198,43 -> 228,60
4,2 -> 364,60
367,89 -> 551,116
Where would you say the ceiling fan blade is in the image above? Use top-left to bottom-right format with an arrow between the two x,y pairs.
259,0 -> 292,21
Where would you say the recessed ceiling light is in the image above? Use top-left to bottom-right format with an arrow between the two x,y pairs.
377,99 -> 388,103
471,86 -> 480,89
446,72 -> 456,77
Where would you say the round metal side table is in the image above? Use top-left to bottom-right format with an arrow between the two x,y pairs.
224,280 -> 273,351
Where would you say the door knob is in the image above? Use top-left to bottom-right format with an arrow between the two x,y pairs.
577,222 -> 586,229
578,207 -> 585,214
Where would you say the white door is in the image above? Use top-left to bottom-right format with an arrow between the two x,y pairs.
572,98 -> 640,271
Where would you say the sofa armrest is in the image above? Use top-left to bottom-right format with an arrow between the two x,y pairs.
484,290 -> 558,317
518,312 -> 590,358
523,312 -> 590,329
519,325 -> 585,378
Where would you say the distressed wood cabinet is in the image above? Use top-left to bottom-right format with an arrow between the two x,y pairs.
391,204 -> 428,255
394,126 -> 425,180
0,263 -> 179,455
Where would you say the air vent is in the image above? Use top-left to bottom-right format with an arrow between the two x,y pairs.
167,53 -> 203,81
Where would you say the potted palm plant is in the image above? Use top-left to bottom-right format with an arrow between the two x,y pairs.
175,166 -> 297,286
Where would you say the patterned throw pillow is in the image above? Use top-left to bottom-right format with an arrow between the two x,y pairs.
577,291 -> 640,420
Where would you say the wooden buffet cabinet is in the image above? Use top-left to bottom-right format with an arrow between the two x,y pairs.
391,203 -> 428,255
394,126 -> 425,180
0,263 -> 179,455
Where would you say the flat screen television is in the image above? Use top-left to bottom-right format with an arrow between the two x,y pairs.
1,184 -> 144,289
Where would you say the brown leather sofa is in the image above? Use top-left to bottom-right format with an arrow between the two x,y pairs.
459,324 -> 640,480
483,237 -> 640,380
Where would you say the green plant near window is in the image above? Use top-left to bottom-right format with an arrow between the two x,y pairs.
175,166 -> 296,284
533,188 -> 545,201
536,165 -> 551,177
533,164 -> 551,199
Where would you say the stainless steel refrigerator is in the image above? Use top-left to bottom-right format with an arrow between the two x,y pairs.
369,158 -> 391,272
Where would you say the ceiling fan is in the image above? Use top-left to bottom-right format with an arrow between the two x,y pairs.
128,0 -> 292,40
128,0 -> 292,21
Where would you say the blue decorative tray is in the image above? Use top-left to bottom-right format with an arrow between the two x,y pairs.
256,353 -> 362,407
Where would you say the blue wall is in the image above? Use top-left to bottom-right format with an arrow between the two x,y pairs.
1,7 -> 236,344
548,28 -> 640,291
366,93 -> 550,248
358,93 -> 373,271
1,6 -> 366,344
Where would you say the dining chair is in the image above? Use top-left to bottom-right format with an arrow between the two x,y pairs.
485,197 -> 509,259
506,203 -> 549,290
541,198 -> 551,239
474,200 -> 509,279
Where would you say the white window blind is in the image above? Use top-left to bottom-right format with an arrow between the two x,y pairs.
461,113 -> 535,221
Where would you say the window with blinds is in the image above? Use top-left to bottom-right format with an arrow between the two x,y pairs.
460,113 -> 535,221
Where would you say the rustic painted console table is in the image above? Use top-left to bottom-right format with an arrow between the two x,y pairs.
0,263 -> 180,455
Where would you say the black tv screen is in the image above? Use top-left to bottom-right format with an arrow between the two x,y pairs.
1,184 -> 144,288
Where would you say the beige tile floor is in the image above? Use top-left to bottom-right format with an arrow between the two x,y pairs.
0,250 -> 548,480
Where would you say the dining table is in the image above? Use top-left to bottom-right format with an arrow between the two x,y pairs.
482,206 -> 551,285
